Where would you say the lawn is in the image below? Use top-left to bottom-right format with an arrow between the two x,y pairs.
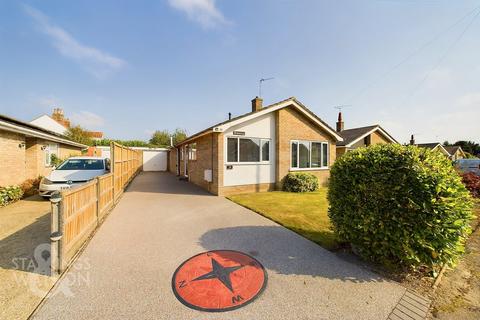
227,188 -> 338,250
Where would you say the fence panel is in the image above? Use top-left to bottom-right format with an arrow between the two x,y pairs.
50,143 -> 143,274
61,181 -> 98,265
97,173 -> 114,220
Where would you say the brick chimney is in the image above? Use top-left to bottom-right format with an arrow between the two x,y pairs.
410,134 -> 415,145
51,108 -> 71,128
251,96 -> 263,112
336,112 -> 344,132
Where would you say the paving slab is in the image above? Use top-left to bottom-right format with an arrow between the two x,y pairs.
33,172 -> 408,320
0,195 -> 55,320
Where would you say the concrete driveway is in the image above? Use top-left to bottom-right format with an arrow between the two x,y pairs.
33,172 -> 409,320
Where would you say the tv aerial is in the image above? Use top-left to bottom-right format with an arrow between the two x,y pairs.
259,77 -> 274,97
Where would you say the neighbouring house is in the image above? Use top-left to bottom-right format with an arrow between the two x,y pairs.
334,112 -> 398,157
444,146 -> 466,161
30,108 -> 104,141
0,114 -> 86,186
409,135 -> 452,158
168,97 -> 343,196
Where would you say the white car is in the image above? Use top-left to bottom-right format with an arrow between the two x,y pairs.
39,157 -> 110,198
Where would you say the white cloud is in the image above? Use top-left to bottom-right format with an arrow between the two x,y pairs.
168,0 -> 230,29
23,5 -> 126,78
71,111 -> 105,128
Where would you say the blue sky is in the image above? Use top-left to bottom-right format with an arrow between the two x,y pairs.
0,0 -> 479,143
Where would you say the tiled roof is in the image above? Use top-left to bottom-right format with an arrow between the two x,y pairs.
444,146 -> 461,154
416,143 -> 442,150
336,125 -> 379,146
176,97 -> 340,146
0,114 -> 87,148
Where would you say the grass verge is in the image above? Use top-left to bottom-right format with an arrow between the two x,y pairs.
227,188 -> 338,250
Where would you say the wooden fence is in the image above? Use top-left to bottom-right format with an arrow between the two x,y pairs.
50,143 -> 143,273
112,142 -> 143,201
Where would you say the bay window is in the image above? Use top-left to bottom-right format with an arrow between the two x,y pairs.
227,137 -> 270,163
291,140 -> 329,169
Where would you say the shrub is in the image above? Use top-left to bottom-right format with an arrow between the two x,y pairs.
283,172 -> 319,192
328,144 -> 474,269
20,176 -> 43,197
461,172 -> 480,198
51,154 -> 63,167
0,185 -> 24,207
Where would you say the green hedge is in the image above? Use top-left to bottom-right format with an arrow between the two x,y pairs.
0,185 -> 24,207
328,144 -> 474,268
283,172 -> 319,192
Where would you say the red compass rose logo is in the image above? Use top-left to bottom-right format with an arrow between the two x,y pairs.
172,250 -> 267,312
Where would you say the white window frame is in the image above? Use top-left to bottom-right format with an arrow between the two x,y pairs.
188,143 -> 197,161
225,136 -> 271,165
44,143 -> 59,167
290,140 -> 329,170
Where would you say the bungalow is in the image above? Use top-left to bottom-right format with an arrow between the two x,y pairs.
0,114 -> 86,186
334,112 -> 398,157
169,97 -> 343,196
444,146 -> 466,161
409,136 -> 452,158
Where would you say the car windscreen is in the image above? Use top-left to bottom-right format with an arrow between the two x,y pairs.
56,159 -> 104,170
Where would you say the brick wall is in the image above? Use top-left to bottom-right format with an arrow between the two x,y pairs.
168,148 -> 177,174
335,146 -> 348,158
59,144 -> 82,159
276,106 -> 337,187
1,131 -> 83,186
0,130 -> 26,186
177,133 -> 222,195
370,130 -> 389,145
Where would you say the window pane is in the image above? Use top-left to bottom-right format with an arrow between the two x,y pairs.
239,138 -> 260,162
311,143 -> 322,167
227,138 -> 238,162
299,141 -> 310,168
261,140 -> 270,161
291,141 -> 298,167
322,143 -> 328,167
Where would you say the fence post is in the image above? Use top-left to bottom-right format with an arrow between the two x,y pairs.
50,191 -> 63,275
96,177 -> 101,223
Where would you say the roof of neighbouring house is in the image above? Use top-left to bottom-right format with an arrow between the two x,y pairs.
0,114 -> 87,148
416,143 -> 442,150
30,114 -> 68,135
336,124 -> 398,147
444,145 -> 464,155
415,143 -> 451,156
175,97 -> 343,147
87,131 -> 104,138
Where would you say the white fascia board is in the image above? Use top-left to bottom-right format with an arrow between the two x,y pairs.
434,144 -> 451,156
0,120 -> 87,149
345,127 -> 397,147
214,100 -> 344,141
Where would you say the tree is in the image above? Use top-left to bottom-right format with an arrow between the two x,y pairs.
66,125 -> 93,146
452,141 -> 480,156
172,128 -> 187,145
149,130 -> 171,147
149,128 -> 188,147
95,139 -> 152,147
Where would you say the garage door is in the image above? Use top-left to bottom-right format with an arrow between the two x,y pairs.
143,150 -> 168,171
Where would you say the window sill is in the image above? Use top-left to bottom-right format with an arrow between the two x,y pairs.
225,162 -> 271,166
289,167 -> 329,171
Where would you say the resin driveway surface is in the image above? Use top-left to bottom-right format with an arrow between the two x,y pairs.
34,172 -> 406,320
